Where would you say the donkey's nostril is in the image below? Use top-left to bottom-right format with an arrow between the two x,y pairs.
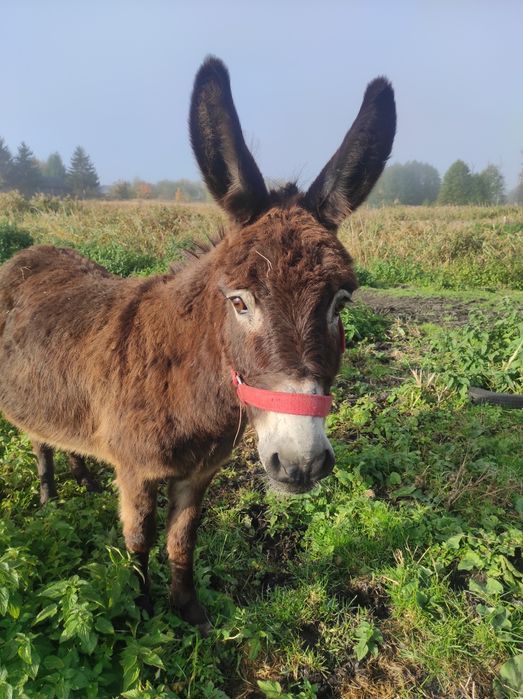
268,452 -> 283,477
309,449 -> 335,481
322,449 -> 335,475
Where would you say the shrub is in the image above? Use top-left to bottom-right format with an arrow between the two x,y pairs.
0,223 -> 34,264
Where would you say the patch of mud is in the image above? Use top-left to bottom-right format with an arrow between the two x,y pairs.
332,578 -> 391,620
241,501 -> 306,563
355,289 -> 485,326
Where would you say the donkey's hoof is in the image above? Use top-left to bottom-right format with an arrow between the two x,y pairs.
198,619 -> 212,637
39,488 -> 58,506
177,599 -> 210,631
81,477 -> 102,493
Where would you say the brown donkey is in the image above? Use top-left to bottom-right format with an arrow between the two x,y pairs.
0,57 -> 395,631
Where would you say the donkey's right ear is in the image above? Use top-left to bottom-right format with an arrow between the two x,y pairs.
190,57 -> 269,226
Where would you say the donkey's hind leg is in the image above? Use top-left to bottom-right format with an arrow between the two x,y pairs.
32,441 -> 57,505
68,453 -> 101,492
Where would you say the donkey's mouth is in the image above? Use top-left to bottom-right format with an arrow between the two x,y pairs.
266,476 -> 318,495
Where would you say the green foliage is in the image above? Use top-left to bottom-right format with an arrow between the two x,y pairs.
0,223 -> 34,264
419,302 -> 523,394
341,303 -> 390,343
494,654 -> 523,698
74,240 -> 161,276
353,620 -> 383,661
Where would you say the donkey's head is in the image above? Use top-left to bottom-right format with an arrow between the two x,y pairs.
190,57 -> 396,493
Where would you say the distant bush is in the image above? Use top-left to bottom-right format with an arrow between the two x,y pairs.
0,223 -> 34,264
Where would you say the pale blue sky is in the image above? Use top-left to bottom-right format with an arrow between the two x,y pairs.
2,0 -> 522,188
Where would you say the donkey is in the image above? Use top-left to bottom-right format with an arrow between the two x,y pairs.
0,57 -> 395,631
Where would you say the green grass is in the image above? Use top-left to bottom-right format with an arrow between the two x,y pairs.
0,201 -> 522,697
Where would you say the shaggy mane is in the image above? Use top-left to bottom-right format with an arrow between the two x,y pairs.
168,225 -> 227,274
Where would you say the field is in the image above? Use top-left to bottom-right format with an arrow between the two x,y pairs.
0,196 -> 522,698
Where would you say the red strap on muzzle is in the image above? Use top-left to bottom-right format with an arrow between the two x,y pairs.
230,318 -> 346,417
230,369 -> 333,416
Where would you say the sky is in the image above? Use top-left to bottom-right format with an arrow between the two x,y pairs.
2,0 -> 522,190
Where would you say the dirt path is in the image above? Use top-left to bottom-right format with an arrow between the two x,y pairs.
354,288 -> 520,325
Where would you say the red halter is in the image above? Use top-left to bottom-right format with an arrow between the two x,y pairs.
230,318 -> 346,417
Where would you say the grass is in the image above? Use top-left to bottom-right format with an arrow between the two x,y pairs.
0,199 -> 522,697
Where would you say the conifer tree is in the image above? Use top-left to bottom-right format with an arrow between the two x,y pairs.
68,146 -> 100,198
0,138 -> 13,191
510,155 -> 523,204
11,142 -> 41,196
42,152 -> 69,195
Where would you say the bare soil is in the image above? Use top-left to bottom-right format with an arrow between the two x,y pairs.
354,288 -> 502,326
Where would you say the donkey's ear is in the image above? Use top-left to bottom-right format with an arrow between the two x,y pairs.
190,56 -> 269,225
304,77 -> 396,230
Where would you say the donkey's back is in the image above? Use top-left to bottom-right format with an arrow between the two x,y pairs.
0,245 -> 130,451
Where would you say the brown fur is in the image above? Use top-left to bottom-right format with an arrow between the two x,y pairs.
0,57 -> 395,629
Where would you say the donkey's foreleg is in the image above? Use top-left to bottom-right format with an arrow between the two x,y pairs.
68,453 -> 101,492
166,475 -> 212,631
32,441 -> 57,504
116,473 -> 158,615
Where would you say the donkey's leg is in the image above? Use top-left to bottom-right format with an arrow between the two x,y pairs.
117,473 -> 158,615
32,441 -> 58,505
68,453 -> 101,492
166,475 -> 212,631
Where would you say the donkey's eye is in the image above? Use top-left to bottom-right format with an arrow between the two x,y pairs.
334,299 -> 346,316
330,290 -> 352,321
230,296 -> 248,314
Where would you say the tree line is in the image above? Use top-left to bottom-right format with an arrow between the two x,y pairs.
2,135 -> 523,205
0,137 -> 210,203
369,159 -> 523,206
0,139 -> 100,198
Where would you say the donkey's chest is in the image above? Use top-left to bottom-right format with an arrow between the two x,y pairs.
105,402 -> 243,478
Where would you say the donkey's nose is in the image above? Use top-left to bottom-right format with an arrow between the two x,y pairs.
267,449 -> 335,486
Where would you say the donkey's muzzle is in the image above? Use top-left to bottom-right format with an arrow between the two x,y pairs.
266,448 -> 335,493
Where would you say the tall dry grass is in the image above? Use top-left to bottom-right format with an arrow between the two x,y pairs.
0,193 -> 521,288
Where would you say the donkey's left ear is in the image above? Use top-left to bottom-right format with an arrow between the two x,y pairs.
303,77 -> 396,231
190,56 -> 269,226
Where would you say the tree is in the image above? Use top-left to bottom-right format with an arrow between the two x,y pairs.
11,142 -> 41,196
68,146 -> 100,198
109,180 -> 133,199
370,161 -> 441,205
509,156 -> 523,204
41,152 -> 69,195
0,138 -> 14,191
133,179 -> 153,199
438,160 -> 473,204
475,165 -> 506,204
152,179 -> 208,201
